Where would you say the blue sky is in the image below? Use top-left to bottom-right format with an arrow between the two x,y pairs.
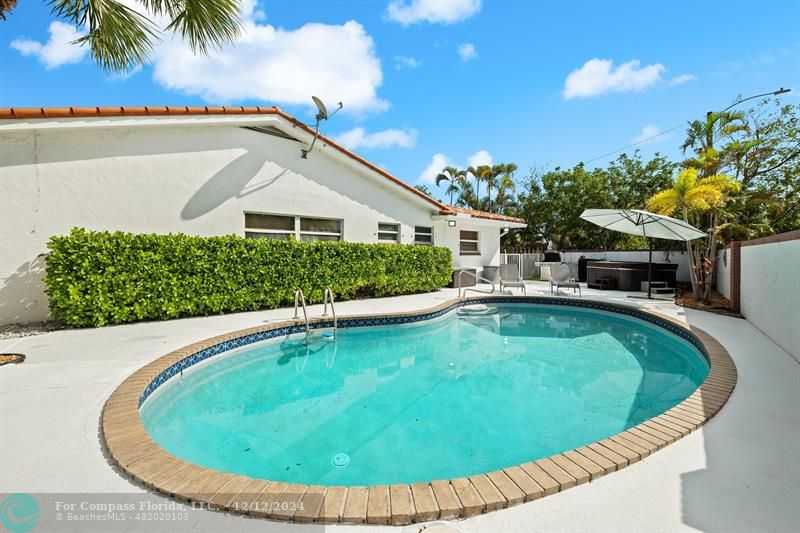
2,0 -> 799,198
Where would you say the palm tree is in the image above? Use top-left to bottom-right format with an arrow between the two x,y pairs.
435,167 -> 465,205
467,165 -> 491,208
5,1 -> 243,73
494,166 -> 518,214
492,163 -> 518,213
647,168 -> 741,300
681,111 -> 749,177
455,179 -> 477,209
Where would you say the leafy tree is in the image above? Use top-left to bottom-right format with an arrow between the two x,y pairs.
4,0 -> 243,72
413,184 -> 434,197
434,167 -> 465,205
515,153 -> 675,249
647,168 -> 741,299
728,100 -> 800,234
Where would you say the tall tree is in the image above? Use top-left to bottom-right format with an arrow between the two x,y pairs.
467,165 -> 491,208
647,168 -> 741,300
516,153 -> 674,249
435,167 -> 465,205
494,163 -> 518,214
6,0 -> 243,73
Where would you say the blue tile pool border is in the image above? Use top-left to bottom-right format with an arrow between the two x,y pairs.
138,296 -> 709,407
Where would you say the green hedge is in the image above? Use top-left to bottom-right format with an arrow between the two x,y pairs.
44,228 -> 453,327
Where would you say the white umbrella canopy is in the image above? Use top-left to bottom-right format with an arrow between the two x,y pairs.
579,209 -> 706,299
579,209 -> 706,242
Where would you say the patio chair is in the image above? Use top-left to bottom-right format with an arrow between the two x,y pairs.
499,263 -> 526,295
549,264 -> 581,296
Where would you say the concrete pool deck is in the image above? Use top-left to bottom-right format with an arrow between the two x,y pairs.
2,282 -> 799,532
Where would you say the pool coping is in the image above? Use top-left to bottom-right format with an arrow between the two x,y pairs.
101,296 -> 737,525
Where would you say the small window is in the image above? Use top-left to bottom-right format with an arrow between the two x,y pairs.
378,222 -> 400,243
245,213 -> 341,241
414,226 -> 433,245
460,230 -> 480,255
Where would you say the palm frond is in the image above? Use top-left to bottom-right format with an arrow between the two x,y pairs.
48,0 -> 243,72
646,189 -> 679,215
684,184 -> 724,211
698,174 -> 742,194
163,0 -> 242,54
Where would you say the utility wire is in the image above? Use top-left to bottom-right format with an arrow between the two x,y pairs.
582,122 -> 686,165
581,88 -> 791,166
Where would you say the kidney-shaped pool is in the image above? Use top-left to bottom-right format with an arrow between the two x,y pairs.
139,302 -> 709,487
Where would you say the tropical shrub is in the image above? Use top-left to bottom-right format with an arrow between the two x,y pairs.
44,228 -> 453,327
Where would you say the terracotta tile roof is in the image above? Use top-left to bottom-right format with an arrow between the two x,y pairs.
443,206 -> 526,224
0,105 -> 525,226
0,105 -> 281,120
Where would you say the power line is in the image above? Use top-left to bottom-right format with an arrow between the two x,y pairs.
580,87 -> 791,167
582,122 -> 686,165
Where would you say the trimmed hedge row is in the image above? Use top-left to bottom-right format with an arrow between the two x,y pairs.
45,228 -> 453,327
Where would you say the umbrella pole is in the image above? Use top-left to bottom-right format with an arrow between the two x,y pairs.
648,239 -> 653,299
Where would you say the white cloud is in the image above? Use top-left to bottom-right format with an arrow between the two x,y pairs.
467,149 -> 492,168
107,65 -> 143,82
418,149 -> 493,184
563,59 -> 665,100
386,0 -> 481,26
10,21 -> 87,69
669,73 -> 696,86
418,153 -> 454,183
395,55 -> 421,70
11,3 -> 388,114
152,17 -> 388,113
457,43 -> 477,62
335,127 -> 418,150
631,125 -> 665,145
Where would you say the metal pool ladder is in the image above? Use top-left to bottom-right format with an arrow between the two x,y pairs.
457,269 -> 496,298
293,287 -> 338,344
322,287 -> 338,338
293,289 -> 311,343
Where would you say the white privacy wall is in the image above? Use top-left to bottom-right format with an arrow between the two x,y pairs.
739,238 -> 800,360
0,120 -> 450,324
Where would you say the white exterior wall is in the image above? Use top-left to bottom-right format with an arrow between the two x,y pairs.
715,247 -> 731,299
740,239 -> 800,360
0,121 -> 505,324
435,220 -> 502,274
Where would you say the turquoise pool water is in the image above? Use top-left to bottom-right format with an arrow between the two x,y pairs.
141,303 -> 708,486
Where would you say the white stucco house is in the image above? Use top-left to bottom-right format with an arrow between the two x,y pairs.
0,105 -> 526,325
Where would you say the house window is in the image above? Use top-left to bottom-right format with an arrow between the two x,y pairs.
414,226 -> 433,245
378,222 -> 400,243
245,213 -> 342,241
459,230 -> 480,255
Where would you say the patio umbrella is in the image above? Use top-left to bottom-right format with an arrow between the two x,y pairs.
579,209 -> 706,299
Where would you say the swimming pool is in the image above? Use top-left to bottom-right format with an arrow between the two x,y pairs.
139,302 -> 709,487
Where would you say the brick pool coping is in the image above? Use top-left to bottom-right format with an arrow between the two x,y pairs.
101,296 -> 737,525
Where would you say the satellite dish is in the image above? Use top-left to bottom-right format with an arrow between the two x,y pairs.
312,96 -> 329,120
301,96 -> 343,159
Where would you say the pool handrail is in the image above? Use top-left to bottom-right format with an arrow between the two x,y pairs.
322,287 -> 338,337
293,289 -> 311,343
457,269 -> 496,298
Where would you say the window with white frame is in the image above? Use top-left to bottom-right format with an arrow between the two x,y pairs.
414,226 -> 433,245
459,230 -> 480,255
245,213 -> 342,241
378,222 -> 400,243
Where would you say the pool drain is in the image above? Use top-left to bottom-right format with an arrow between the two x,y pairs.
331,453 -> 350,468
